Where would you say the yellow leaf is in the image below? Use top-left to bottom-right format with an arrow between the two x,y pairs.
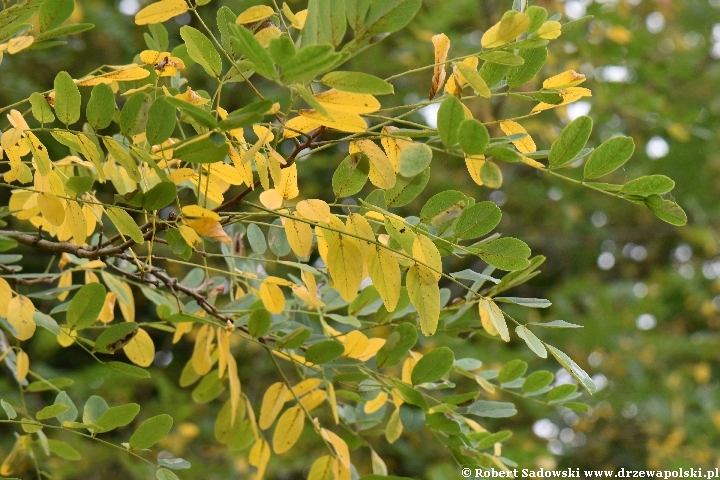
277,163 -> 299,200
308,455 -> 335,480
406,264 -> 440,336
182,204 -> 221,221
0,277 -> 11,317
283,115 -> 322,138
7,295 -> 36,341
465,155 -> 485,186
542,70 -> 586,90
340,330 -> 369,359
453,56 -> 480,86
357,337 -> 385,362
25,132 -> 51,176
298,389 -> 327,411
249,438 -> 271,479
368,245 -> 401,312
123,328 -> 155,367
401,357 -> 416,383
191,325 -> 214,375
350,140 -> 395,189
326,226 -> 364,302
259,189 -> 283,210
259,382 -> 289,428
260,280 -> 285,314
345,212 -> 374,258
328,382 -> 339,424
135,0 -> 189,25
38,192 -> 65,226
285,213 -> 313,257
184,217 -> 231,245
364,391 -> 388,414
481,12 -> 530,48
237,5 -> 275,24
321,428 -> 350,467
499,120 -> 536,154
412,235 -> 442,281
605,25 -> 632,45
296,199 -> 330,223
284,378 -> 322,401
298,109 -> 366,133
57,325 -> 76,347
538,20 -> 562,40
255,25 -> 282,48
265,275 -> 294,287
380,126 -> 412,172
76,66 -> 151,86
314,89 -> 381,114
272,405 -> 304,454
207,162 -> 245,186
16,350 -> 29,382
98,292 -> 117,324
228,354 -> 242,425
385,407 -> 403,444
479,300 -> 499,337
429,33 -> 450,100
7,35 -> 33,54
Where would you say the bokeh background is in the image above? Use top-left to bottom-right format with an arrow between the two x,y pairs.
1,0 -> 720,477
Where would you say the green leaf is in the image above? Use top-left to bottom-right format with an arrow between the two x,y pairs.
475,430 -> 513,450
466,400 -> 517,418
456,62 -> 491,98
420,190 -> 467,226
525,5 -> 548,33
561,15 -> 593,34
522,371 -> 554,392
35,22 -> 94,42
129,414 -> 173,449
305,340 -> 344,364
303,0 -> 346,47
498,359 -> 528,383
376,323 -> 417,368
384,167 -> 430,208
363,0 -> 422,36
294,82 -> 333,118
36,403 -> 70,420
333,153 -> 369,198
26,378 -> 74,392
486,146 -> 522,163
102,137 -> 141,182
547,344 -> 596,394
455,201 -> 501,240
146,97 -> 176,145
93,403 -> 141,433
54,391 -> 78,424
276,327 -> 312,349
411,347 -> 454,385
398,403 -> 425,432
321,71 -> 394,95
228,23 -> 275,79
248,308 -> 272,338
47,439 -> 81,461
621,175 -> 675,196
472,237 -> 531,271
283,46 -> 343,85
583,136 -> 635,179
106,361 -> 151,378
164,97 -> 217,129
549,116 -> 593,167
458,119 -> 489,155
437,96 -> 464,147
479,61 -> 510,89
180,25 -> 222,77
533,90 -> 564,104
157,468 -> 181,480
173,137 -> 229,164
106,207 -> 144,245
480,161 -> 503,188
67,283 -> 106,329
0,235 -> 18,252
120,92 -> 150,137
644,195 -> 687,226
246,224 -> 267,254
191,370 -> 225,403
94,322 -> 139,353
398,143 -> 432,177
562,402 -> 590,412
39,0 -> 73,32
526,320 -> 582,328
64,176 -> 93,200
1,399 -> 17,419
546,384 -> 578,402
479,50 -> 525,66
54,71 -> 81,125
86,83 -> 115,130
29,92 -> 55,123
82,395 -> 109,426
507,47 -> 548,87
143,182 -> 177,212
219,100 -> 273,131
496,297 -> 551,308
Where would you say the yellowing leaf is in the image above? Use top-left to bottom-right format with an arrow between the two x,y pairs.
298,109 -> 366,133
480,298 -> 509,342
249,438 -> 271,479
285,214 -> 313,257
538,20 -> 562,39
380,127 -> 412,172
272,405 -> 304,454
479,300 -> 499,336
227,355 -> 241,425
406,264 -> 440,336
499,120 -> 536,153
7,295 -> 36,341
16,350 -> 29,382
326,227 -> 364,302
531,86 -> 592,112
184,218 -> 231,245
542,70 -> 586,90
260,279 -> 285,314
481,12 -> 530,48
135,0 -> 189,25
385,407 -> 403,443
123,328 -> 155,367
429,33 -> 450,100
296,199 -> 330,223
237,5 -> 275,24
412,235 -> 442,281
351,140 -> 395,189
364,391 -> 388,414
314,89 -> 381,114
368,245 -> 401,312
277,164 -> 299,200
